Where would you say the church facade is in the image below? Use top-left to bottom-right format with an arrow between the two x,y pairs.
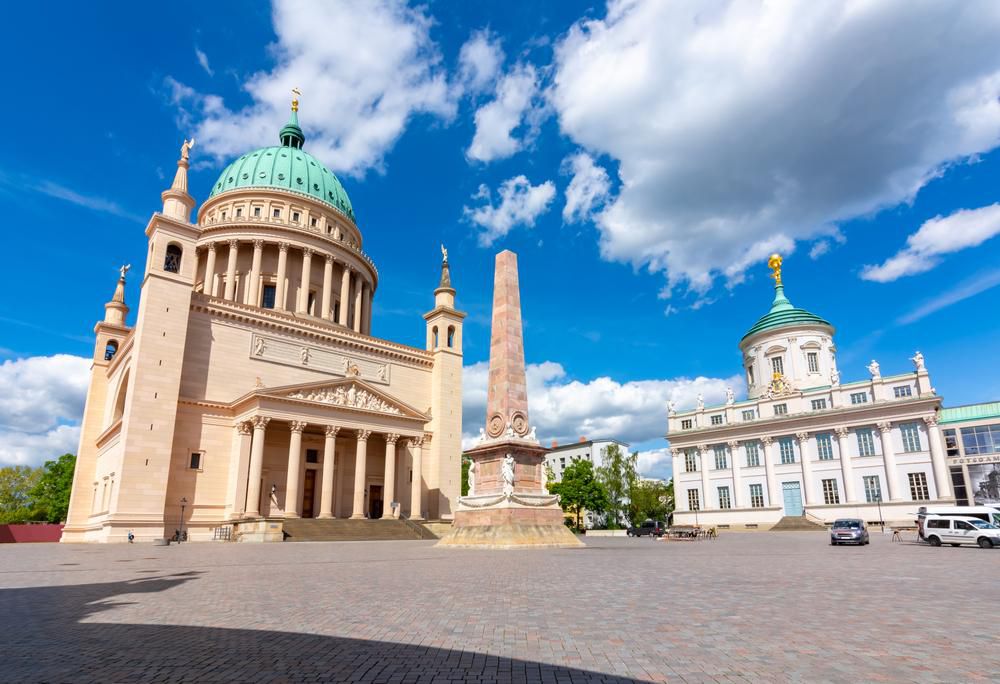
62,102 -> 465,543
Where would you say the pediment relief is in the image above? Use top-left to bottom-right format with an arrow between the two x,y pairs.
799,341 -> 822,350
265,379 -> 427,420
764,344 -> 787,355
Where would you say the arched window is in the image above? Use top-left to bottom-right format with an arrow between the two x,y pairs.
447,326 -> 455,348
164,244 -> 182,273
104,340 -> 119,361
112,370 -> 130,424
432,326 -> 439,348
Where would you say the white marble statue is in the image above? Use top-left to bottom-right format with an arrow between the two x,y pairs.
501,454 -> 515,497
467,459 -> 476,496
180,137 -> 195,161
478,427 -> 486,443
725,387 -> 735,405
696,394 -> 704,411
867,359 -> 881,380
254,337 -> 266,356
119,263 -> 131,280
441,244 -> 448,263
539,461 -> 548,492
377,364 -> 387,381
300,347 -> 310,365
911,351 -> 925,372
527,426 -> 537,442
667,400 -> 676,416
831,368 -> 840,386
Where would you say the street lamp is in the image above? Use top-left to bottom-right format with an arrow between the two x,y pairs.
179,497 -> 188,543
875,493 -> 884,533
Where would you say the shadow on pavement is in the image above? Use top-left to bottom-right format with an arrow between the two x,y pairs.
1,573 -> 642,683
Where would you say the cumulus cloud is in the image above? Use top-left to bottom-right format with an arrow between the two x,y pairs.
461,361 -> 741,468
550,0 -> 1000,296
562,152 -> 611,223
464,175 -> 556,246
862,203 -> 1000,282
168,0 -> 454,176
467,63 -> 542,162
0,355 -> 90,467
637,447 -> 672,481
457,29 -> 504,94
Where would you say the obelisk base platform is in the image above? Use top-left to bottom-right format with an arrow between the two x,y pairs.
436,504 -> 583,549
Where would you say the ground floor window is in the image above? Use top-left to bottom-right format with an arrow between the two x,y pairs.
749,483 -> 764,508
718,486 -> 731,509
688,488 -> 700,511
863,475 -> 882,503
821,478 -> 840,504
908,472 -> 930,501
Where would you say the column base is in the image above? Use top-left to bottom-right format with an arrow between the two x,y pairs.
316,514 -> 336,520
284,513 -> 300,519
349,514 -> 367,520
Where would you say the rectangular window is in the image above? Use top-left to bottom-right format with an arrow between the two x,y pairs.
901,423 -> 922,453
718,486 -> 731,510
943,428 -> 959,457
261,285 -> 276,309
253,206 -> 262,217
863,475 -> 882,503
779,438 -> 795,464
688,489 -> 700,511
893,385 -> 913,398
742,409 -> 755,421
774,403 -> 788,416
959,424 -> 1000,455
684,451 -> 698,473
850,392 -> 869,405
307,292 -> 316,315
856,429 -> 876,456
306,449 -> 319,464
681,419 -> 693,430
292,211 -> 300,223
221,210 -> 227,220
748,365 -> 755,386
745,442 -> 760,467
713,445 -> 728,470
816,433 -> 834,460
311,217 -> 318,227
811,398 -> 827,411
807,352 -> 819,373
710,414 -> 723,426
273,208 -> 281,218
189,452 -> 202,470
771,356 -> 784,375
236,207 -> 243,217
822,478 -> 840,505
908,472 -> 929,501
749,483 -> 764,508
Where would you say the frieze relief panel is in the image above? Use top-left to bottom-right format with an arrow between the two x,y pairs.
250,333 -> 390,384
286,383 -> 402,415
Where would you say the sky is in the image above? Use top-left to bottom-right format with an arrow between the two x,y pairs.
1,1 -> 1000,479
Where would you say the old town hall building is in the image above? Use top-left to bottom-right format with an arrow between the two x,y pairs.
62,101 -> 465,542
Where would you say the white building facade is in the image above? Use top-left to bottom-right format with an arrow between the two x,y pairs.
545,438 -> 632,483
940,402 -> 1000,507
668,255 -> 953,529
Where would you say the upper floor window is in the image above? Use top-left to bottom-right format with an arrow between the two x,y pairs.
684,451 -> 698,473
221,210 -> 227,220
779,438 -> 795,464
811,398 -> 827,411
235,207 -> 243,217
959,424 -> 1000,455
713,445 -> 728,470
893,385 -> 913,398
273,208 -> 281,218
850,392 -> 869,405
681,419 -> 693,430
710,414 -> 723,426
311,217 -> 318,227
447,326 -> 455,348
747,365 -> 755,386
742,409 -> 756,421
305,449 -> 319,464
253,206 -> 262,218
745,441 -> 761,467
164,244 -> 182,273
807,352 -> 819,373
104,340 -> 119,361
816,433 -> 834,460
857,428 -> 876,456
189,452 -> 203,470
261,285 -> 276,309
901,423 -> 922,453
774,403 -> 788,416
943,428 -> 959,456
771,356 -> 784,376
292,211 -> 301,223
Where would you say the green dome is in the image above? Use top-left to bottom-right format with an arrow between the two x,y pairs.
208,111 -> 355,223
741,283 -> 832,342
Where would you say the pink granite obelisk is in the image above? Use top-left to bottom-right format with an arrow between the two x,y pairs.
436,250 -> 582,548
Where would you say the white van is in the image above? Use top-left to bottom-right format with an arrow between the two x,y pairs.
917,506 -> 1000,527
921,515 -> 1000,549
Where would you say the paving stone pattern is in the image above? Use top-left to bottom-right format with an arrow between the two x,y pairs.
2,533 -> 998,683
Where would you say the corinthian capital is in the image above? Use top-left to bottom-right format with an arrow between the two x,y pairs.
385,433 -> 400,444
252,416 -> 271,430
795,432 -> 809,443
877,421 -> 892,434
357,429 -> 371,442
236,421 -> 252,436
922,415 -> 938,427
289,420 -> 308,433
834,426 -> 850,438
324,425 -> 340,437
760,436 -> 773,446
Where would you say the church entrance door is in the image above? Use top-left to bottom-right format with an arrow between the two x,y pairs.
369,485 -> 383,519
302,470 -> 316,518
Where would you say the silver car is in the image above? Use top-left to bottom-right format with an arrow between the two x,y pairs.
830,518 -> 869,546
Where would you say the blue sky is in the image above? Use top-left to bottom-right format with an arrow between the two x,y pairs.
2,1 -> 1000,477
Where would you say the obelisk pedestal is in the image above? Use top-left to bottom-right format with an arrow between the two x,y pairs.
436,251 -> 582,549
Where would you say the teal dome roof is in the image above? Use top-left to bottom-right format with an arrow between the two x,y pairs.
208,110 -> 355,223
741,283 -> 832,342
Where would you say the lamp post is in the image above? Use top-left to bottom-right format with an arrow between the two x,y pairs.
179,497 -> 188,543
875,493 -> 884,533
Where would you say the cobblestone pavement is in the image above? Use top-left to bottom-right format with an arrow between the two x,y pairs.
2,531 -> 998,683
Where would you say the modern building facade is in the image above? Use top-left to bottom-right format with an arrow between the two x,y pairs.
544,438 -> 632,483
940,402 -> 1000,507
62,102 -> 465,543
668,255 -> 953,529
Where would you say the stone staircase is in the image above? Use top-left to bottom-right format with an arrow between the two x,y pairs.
282,518 -> 438,542
769,515 -> 828,532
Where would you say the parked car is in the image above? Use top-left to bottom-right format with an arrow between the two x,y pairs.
829,518 -> 869,546
922,514 -> 1000,548
627,520 -> 666,537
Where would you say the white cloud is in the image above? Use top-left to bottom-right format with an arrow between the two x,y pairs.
464,175 -> 556,246
458,29 -> 504,94
195,47 -> 214,77
809,241 -> 831,260
34,181 -> 145,223
461,361 -> 741,464
636,447 -> 672,480
467,63 -> 542,162
562,151 -> 611,223
550,0 -> 1000,296
897,268 -> 1000,325
0,355 -> 90,467
862,203 -> 1000,282
168,0 -> 454,176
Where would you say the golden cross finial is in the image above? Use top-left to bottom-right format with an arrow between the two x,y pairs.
291,87 -> 301,112
768,253 -> 783,286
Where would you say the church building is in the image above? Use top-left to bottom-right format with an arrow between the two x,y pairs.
62,99 -> 465,543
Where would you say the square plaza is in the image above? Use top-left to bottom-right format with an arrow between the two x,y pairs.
3,534 -> 997,683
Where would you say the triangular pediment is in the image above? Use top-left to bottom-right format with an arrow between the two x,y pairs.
260,378 -> 429,420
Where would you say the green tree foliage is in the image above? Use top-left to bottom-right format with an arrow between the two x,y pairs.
550,459 -> 609,532
0,465 -> 43,523
596,444 -> 638,528
627,478 -> 674,524
461,457 -> 470,497
30,454 -> 77,523
543,462 -> 556,492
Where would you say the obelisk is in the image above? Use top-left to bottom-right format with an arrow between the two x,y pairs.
436,250 -> 582,548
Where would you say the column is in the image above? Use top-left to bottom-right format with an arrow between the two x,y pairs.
248,240 -> 264,306
203,243 -> 217,296
363,285 -> 373,335
223,239 -> 239,301
924,416 -> 953,499
672,452 -> 688,512
284,421 -> 307,518
877,422 -> 900,501
727,441 -> 743,508
298,248 -> 313,314
410,436 -> 424,520
351,429 -> 371,519
761,436 -> 778,507
338,264 -> 352,326
226,421 -> 252,518
383,433 -> 399,518
322,255 -> 334,320
835,427 -> 857,503
352,274 -> 364,332
275,243 -> 289,311
796,432 -> 815,505
318,426 -> 339,518
245,416 -> 270,517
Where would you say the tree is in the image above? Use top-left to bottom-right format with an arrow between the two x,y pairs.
543,462 -> 556,492
0,465 -> 43,523
627,478 -> 674,524
550,459 -> 608,532
461,457 -> 470,496
596,444 -> 638,528
30,454 -> 76,523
